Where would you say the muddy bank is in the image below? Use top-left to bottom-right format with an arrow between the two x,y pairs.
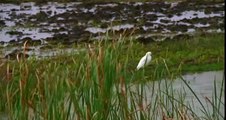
0,1 -> 224,43
0,1 -> 224,59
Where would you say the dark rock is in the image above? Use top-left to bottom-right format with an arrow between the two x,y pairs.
0,20 -> 5,26
160,19 -> 171,23
11,8 -> 18,11
9,40 -> 17,44
46,10 -> 52,15
6,31 -> 23,35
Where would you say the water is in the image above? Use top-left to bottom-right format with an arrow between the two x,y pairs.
0,71 -> 224,119
130,70 -> 225,119
84,24 -> 134,34
0,27 -> 54,42
0,113 -> 8,120
0,2 -> 224,43
0,2 -> 224,59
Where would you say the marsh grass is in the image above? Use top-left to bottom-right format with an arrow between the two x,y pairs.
0,33 -> 224,119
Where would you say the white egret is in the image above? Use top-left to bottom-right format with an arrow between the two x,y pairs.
136,52 -> 152,70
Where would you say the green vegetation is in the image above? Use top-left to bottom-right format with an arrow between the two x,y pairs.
0,33 -> 224,80
0,32 -> 224,119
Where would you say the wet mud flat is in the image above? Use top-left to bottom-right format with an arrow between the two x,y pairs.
0,1 -> 224,58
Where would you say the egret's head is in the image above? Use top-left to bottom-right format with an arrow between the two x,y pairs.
146,51 -> 152,55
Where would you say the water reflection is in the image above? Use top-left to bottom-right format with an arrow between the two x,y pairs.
130,70 -> 224,119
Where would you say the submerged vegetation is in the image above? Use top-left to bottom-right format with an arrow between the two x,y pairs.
0,32 -> 224,119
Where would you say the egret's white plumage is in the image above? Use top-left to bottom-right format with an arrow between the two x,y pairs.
136,52 -> 152,70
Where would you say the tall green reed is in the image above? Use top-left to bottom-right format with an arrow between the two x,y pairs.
0,35 -> 224,120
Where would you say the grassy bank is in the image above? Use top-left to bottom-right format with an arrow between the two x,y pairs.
0,33 -> 224,119
0,33 -> 224,80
